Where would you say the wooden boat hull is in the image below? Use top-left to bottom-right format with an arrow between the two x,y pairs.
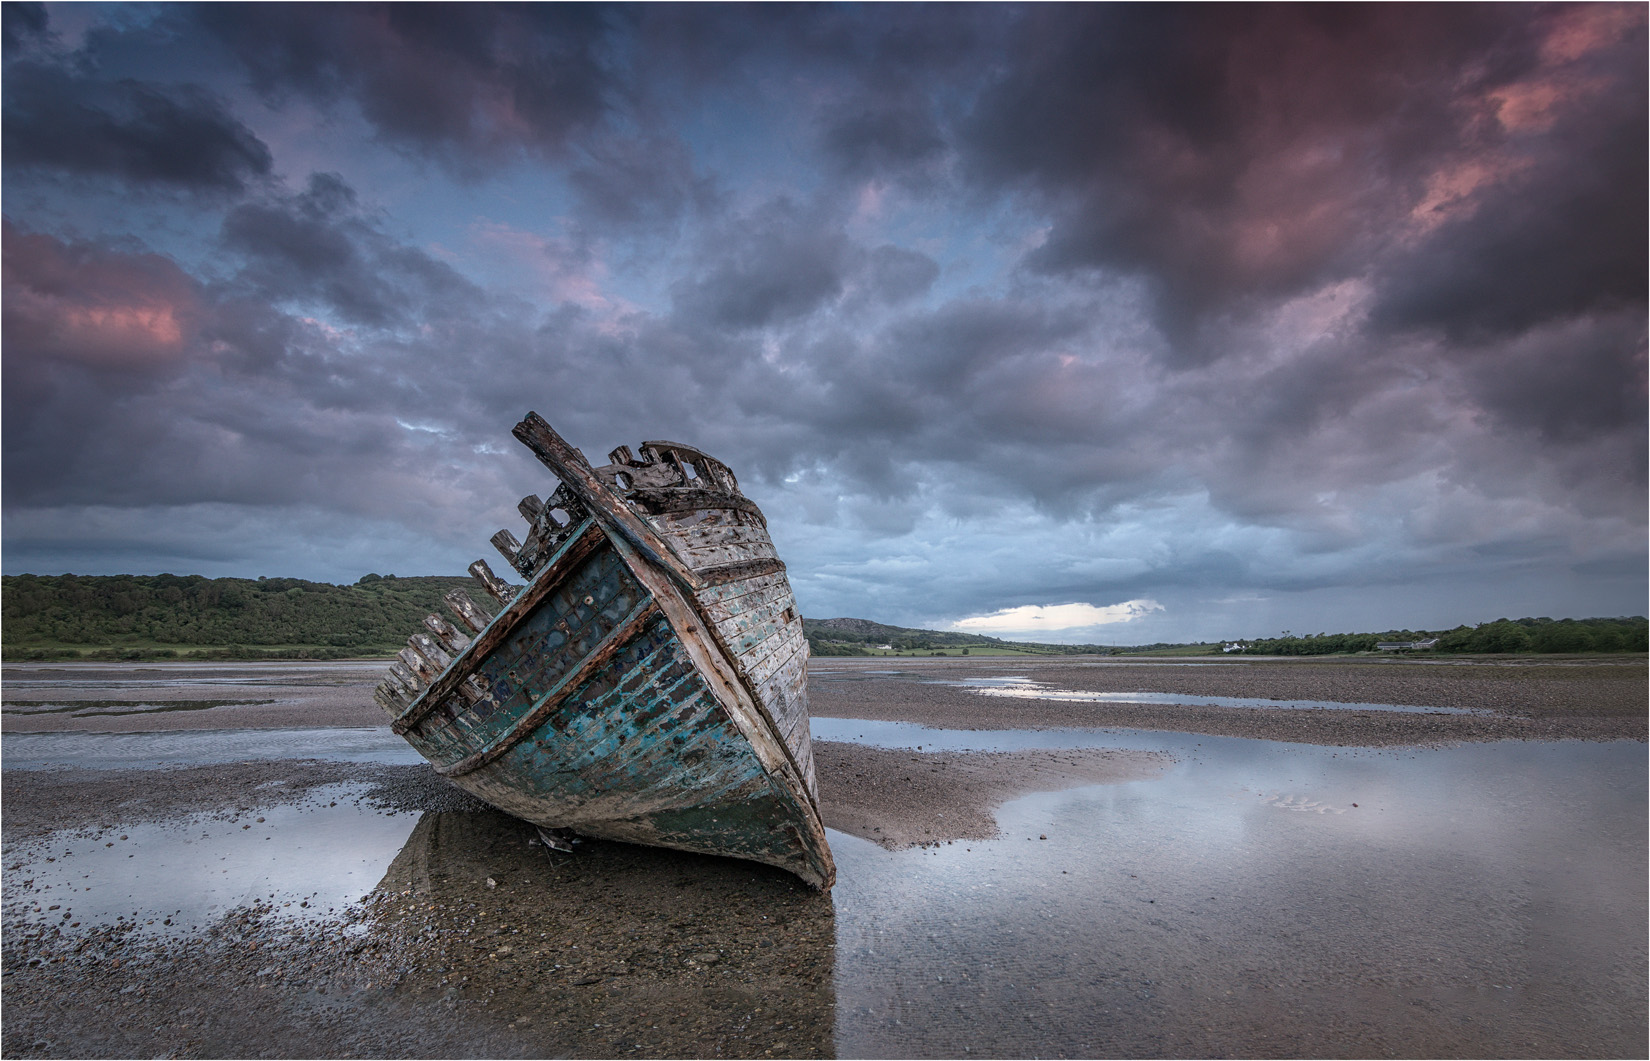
375,414 -> 834,888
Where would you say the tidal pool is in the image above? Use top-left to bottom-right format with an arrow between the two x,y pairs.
2,782 -> 421,938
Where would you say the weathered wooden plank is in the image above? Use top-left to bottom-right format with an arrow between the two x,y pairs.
436,598 -> 662,779
386,661 -> 420,699
423,614 -> 470,655
373,683 -> 403,714
491,528 -> 525,574
398,645 -> 436,685
696,571 -> 793,614
518,494 -> 545,522
512,412 -> 704,594
468,559 -> 514,605
748,626 -> 805,688
444,589 -> 490,633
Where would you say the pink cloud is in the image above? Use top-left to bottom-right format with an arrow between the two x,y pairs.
2,224 -> 202,369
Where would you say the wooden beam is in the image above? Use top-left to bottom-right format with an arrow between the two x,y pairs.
512,412 -> 703,593
468,559 -> 514,605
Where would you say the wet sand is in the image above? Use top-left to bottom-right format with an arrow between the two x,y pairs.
813,743 -> 1167,849
2,655 -> 1644,1058
2,660 -> 387,733
810,655 -> 1648,744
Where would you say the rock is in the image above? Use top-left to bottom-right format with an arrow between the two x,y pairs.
691,952 -> 720,963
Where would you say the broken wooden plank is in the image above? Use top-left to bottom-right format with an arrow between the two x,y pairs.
444,589 -> 490,634
468,559 -> 514,605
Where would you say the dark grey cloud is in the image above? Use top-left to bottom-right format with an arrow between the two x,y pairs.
821,94 -> 947,181
567,131 -> 718,229
2,204 -> 511,521
1370,38 -> 1648,339
1464,313 -> 1647,448
959,5 -> 1550,344
2,60 -> 272,192
221,173 -> 482,328
864,245 -> 939,304
2,2 -> 48,56
670,199 -> 851,331
195,2 -> 617,169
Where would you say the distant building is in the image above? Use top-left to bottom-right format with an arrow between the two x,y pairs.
1223,642 -> 1246,653
1376,639 -> 1439,651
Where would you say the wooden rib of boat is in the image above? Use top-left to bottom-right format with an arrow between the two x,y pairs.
372,412 -> 834,889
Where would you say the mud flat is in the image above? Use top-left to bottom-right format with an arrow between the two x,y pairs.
2,743 -> 1131,1059
810,654 -> 1648,745
2,659 -> 387,733
2,656 -> 1645,1058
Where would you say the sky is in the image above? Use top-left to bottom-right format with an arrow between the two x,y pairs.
2,2 -> 1645,644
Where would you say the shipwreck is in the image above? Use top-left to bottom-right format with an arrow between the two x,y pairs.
372,412 -> 834,889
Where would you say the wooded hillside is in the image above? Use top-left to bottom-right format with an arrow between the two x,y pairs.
1,572 -> 497,660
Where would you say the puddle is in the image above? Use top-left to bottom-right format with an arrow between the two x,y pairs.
1,727 -> 422,770
2,782 -> 420,938
933,676 -> 1491,714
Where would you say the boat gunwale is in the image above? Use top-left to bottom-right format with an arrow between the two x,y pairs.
391,517 -> 605,735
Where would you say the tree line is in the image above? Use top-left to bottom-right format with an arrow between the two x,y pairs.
1227,616 -> 1646,656
2,572 -> 496,660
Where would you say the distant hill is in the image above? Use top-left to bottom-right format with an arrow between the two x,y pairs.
804,616 -> 1113,657
1,572 -> 499,661
804,614 -> 1647,658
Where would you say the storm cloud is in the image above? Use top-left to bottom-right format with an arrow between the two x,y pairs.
2,3 -> 1643,641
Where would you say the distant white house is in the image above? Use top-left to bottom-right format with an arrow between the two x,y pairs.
1376,638 -> 1440,651
875,644 -> 893,651
1223,642 -> 1247,653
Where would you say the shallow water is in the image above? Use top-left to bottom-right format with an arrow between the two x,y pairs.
819,725 -> 1646,1056
4,719 -> 1644,1056
2,698 -> 281,718
3,782 -> 421,938
937,675 -> 1493,714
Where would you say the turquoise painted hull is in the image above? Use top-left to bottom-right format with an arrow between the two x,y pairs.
377,414 -> 834,888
